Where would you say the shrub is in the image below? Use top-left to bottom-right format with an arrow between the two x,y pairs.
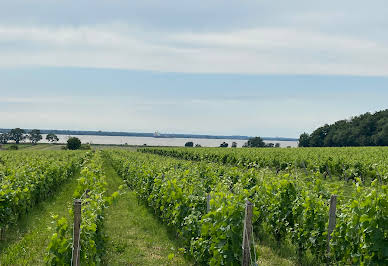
8,144 -> 18,150
67,137 -> 82,150
185,141 -> 194,147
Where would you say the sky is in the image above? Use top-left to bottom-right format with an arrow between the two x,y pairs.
0,0 -> 387,138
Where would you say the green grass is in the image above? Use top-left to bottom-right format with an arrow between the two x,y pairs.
101,154 -> 191,265
0,172 -> 79,265
0,143 -> 65,151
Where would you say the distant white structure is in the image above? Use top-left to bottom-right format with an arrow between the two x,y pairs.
154,131 -> 160,137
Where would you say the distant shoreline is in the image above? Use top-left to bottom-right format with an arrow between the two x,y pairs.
0,128 -> 298,142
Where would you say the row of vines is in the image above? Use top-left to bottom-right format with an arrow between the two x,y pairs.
46,151 -> 121,265
108,150 -> 387,265
139,147 -> 388,184
0,151 -> 85,232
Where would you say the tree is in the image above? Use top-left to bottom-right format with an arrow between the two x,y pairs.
67,137 -> 81,150
28,129 -> 42,144
0,133 -> 9,144
309,125 -> 330,147
195,144 -> 202,147
220,142 -> 228,148
298,133 -> 310,147
185,141 -> 194,147
46,133 -> 59,143
275,143 -> 280,148
301,109 -> 388,147
9,128 -> 25,144
265,143 -> 274,148
243,137 -> 265,147
231,142 -> 237,148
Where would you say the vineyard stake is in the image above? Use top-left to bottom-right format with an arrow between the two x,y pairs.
72,199 -> 82,266
342,164 -> 349,182
326,195 -> 337,255
326,165 -> 332,179
242,200 -> 253,266
207,193 -> 211,213
302,161 -> 308,175
376,170 -> 382,185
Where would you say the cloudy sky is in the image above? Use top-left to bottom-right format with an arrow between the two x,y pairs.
1,0 -> 387,137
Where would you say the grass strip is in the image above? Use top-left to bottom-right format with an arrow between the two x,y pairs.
101,154 -> 191,265
0,172 -> 80,265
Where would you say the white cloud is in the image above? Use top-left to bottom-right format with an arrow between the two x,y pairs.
0,24 -> 387,76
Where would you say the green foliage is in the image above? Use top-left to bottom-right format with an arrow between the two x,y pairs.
0,151 -> 84,230
46,133 -> 59,143
46,152 -> 119,265
331,180 -> 388,265
302,109 -> 388,147
243,136 -> 265,147
28,129 -> 42,144
298,132 -> 310,147
219,142 -> 229,148
0,133 -> 9,144
185,141 -> 194,147
128,148 -> 388,264
139,146 -> 388,184
9,128 -> 26,144
8,144 -> 18,150
80,144 -> 92,150
67,137 -> 81,150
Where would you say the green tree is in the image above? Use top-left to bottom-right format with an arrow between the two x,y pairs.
28,129 -> 42,144
46,133 -> 59,143
309,125 -> 330,147
243,137 -> 265,147
219,142 -> 228,148
0,133 -> 9,144
9,128 -> 25,144
303,109 -> 388,147
373,124 -> 388,146
231,142 -> 237,148
275,143 -> 280,148
67,137 -> 81,150
185,141 -> 194,147
298,133 -> 310,147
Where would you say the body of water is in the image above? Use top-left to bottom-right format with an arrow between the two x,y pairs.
40,134 -> 298,148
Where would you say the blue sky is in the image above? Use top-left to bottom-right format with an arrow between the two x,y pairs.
0,1 -> 387,137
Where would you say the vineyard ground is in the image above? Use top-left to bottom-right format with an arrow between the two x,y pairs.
0,170 -> 80,265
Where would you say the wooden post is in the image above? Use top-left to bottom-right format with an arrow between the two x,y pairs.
242,200 -> 253,266
326,165 -> 332,179
0,228 -> 3,241
342,164 -> 348,182
326,195 -> 337,254
302,161 -> 308,175
72,199 -> 82,266
207,193 -> 211,213
376,170 -> 382,185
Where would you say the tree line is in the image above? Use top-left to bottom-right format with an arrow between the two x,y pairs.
0,128 -> 59,144
184,137 -> 281,148
299,109 -> 388,147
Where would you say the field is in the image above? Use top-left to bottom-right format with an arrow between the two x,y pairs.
0,146 -> 387,265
